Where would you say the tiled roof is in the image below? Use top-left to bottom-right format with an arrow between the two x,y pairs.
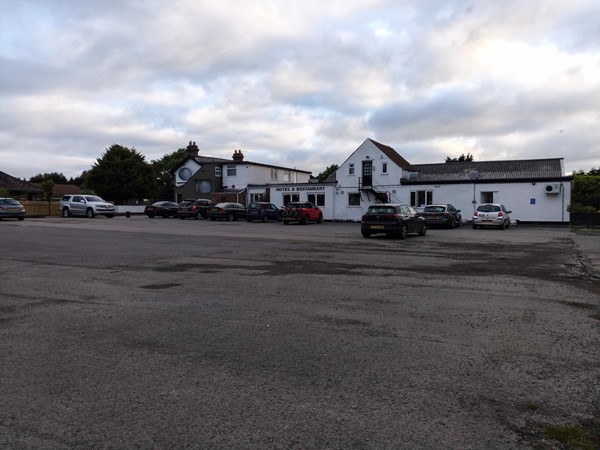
31,183 -> 82,196
0,171 -> 43,193
408,158 -> 566,183
368,139 -> 416,171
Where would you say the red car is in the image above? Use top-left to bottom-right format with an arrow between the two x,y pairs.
281,202 -> 323,225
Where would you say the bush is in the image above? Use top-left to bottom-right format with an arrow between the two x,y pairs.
568,203 -> 597,213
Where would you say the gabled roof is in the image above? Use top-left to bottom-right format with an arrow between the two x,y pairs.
407,158 -> 568,184
368,139 -> 416,171
0,171 -> 43,193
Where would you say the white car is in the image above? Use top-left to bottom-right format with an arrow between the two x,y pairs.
59,194 -> 115,218
472,204 -> 511,229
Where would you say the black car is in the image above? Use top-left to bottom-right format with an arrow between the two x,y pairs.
206,202 -> 247,221
246,202 -> 282,222
361,203 -> 427,239
421,204 -> 462,228
144,201 -> 180,218
178,199 -> 215,219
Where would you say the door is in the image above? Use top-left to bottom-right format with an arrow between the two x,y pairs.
362,161 -> 372,188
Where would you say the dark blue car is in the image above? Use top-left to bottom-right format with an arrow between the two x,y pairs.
246,202 -> 282,222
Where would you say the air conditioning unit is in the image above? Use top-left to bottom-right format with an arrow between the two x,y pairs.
545,183 -> 561,194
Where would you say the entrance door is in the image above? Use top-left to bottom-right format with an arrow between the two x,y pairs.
362,161 -> 372,188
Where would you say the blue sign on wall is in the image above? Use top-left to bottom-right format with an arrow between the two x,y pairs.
530,198 -> 536,205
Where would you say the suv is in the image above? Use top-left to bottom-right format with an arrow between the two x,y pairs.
472,203 -> 511,229
0,197 -> 26,221
178,199 -> 215,219
281,202 -> 323,225
59,194 -> 115,218
246,202 -> 282,222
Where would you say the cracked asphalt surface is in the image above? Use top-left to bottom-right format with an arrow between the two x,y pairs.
1,217 -> 599,449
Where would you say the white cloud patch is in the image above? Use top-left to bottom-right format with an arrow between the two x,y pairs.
1,0 -> 599,180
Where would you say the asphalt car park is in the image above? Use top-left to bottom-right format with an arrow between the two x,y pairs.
1,217 -> 599,449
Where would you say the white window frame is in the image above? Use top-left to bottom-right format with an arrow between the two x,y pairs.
226,165 -> 236,177
349,163 -> 355,175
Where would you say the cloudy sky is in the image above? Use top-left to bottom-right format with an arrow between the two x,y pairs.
1,0 -> 599,180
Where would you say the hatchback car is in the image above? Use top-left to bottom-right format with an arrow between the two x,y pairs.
178,199 -> 215,220
421,204 -> 461,228
361,203 -> 427,239
472,204 -> 512,229
206,202 -> 247,221
144,201 -> 180,218
0,197 -> 25,221
246,202 -> 282,222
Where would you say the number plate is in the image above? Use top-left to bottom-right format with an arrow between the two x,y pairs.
370,225 -> 384,229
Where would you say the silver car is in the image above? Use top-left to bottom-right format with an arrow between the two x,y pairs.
472,204 -> 511,229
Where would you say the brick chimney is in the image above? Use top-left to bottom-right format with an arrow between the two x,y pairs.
186,141 -> 199,158
232,149 -> 244,162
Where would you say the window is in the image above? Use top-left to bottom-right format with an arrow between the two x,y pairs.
481,192 -> 494,203
410,190 -> 433,207
348,193 -> 361,206
308,193 -> 325,207
374,192 -> 389,203
283,194 -> 299,205
250,193 -> 263,202
283,171 -> 290,182
195,180 -> 211,194
382,162 -> 388,174
271,168 -> 278,181
226,165 -> 236,177
215,166 -> 221,177
349,163 -> 355,175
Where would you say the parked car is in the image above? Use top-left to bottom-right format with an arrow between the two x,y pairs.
281,202 -> 323,225
421,204 -> 462,228
178,199 -> 215,220
246,202 -> 282,222
0,197 -> 26,221
59,194 -> 115,218
361,203 -> 427,239
144,201 -> 180,218
206,202 -> 247,221
472,204 -> 512,229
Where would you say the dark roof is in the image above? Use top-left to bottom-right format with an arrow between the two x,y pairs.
368,139 -> 416,171
30,183 -> 82,196
407,158 -> 568,184
176,155 -> 311,174
0,171 -> 43,193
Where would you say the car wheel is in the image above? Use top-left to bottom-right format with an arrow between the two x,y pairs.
210,217 -> 216,221
86,208 -> 95,218
419,223 -> 427,236
361,230 -> 371,238
262,215 -> 268,223
18,216 -> 24,221
399,223 -> 408,239
448,218 -> 455,229
301,215 -> 309,225
283,221 -> 289,225
318,214 -> 323,224
227,213 -> 234,221
472,224 -> 478,229
148,214 -> 155,218
106,215 -> 114,218
180,216 -> 186,220
62,208 -> 71,218
499,221 -> 506,230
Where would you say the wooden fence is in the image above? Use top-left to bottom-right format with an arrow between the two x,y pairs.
21,201 -> 61,217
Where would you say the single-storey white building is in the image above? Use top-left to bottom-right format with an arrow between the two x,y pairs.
261,138 -> 572,224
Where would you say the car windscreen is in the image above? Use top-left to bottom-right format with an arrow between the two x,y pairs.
477,205 -> 500,212
367,206 -> 396,214
84,196 -> 104,202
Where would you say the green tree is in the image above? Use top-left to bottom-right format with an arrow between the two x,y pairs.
572,173 -> 600,211
445,153 -> 474,163
317,164 -> 339,182
0,188 -> 9,197
29,172 -> 68,184
41,179 -> 54,201
87,144 -> 155,204
150,148 -> 187,199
